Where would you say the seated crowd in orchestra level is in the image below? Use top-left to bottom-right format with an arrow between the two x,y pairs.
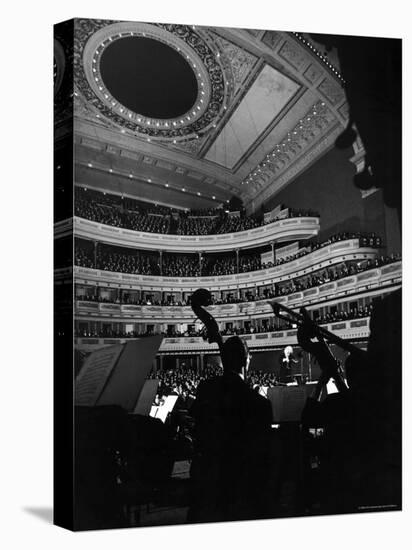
74,231 -> 386,278
146,366 -> 283,400
75,302 -> 373,340
75,187 -> 318,236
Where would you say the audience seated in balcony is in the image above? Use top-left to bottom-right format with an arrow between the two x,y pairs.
75,303 -> 373,342
75,253 -> 400,310
75,187 -> 319,236
76,241 -> 398,296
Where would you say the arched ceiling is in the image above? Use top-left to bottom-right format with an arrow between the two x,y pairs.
62,19 -> 350,213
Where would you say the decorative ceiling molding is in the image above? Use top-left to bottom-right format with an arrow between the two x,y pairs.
246,122 -> 343,211
209,32 -> 259,97
72,19 -> 351,212
317,76 -> 346,106
261,30 -> 283,51
292,32 -> 344,82
73,119 -> 240,193
204,62 -> 302,170
75,134 -> 216,182
74,19 -> 231,142
241,99 -> 336,188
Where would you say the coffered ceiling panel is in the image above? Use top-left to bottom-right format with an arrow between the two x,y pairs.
204,64 -> 301,170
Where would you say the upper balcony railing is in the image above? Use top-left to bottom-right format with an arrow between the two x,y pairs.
66,215 -> 321,253
72,238 -> 381,292
75,317 -> 372,353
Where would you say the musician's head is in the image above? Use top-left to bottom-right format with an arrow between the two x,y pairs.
284,345 -> 294,358
222,336 -> 251,374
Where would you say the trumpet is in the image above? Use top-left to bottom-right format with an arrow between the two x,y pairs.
268,301 -> 364,357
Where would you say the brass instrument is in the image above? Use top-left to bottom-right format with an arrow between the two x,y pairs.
268,301 -> 364,357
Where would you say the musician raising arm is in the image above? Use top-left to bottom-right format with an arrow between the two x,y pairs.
297,311 -> 360,514
188,332 -> 273,522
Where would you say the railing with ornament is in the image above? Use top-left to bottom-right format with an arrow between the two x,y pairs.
75,317 -> 371,354
74,261 -> 401,322
63,215 -> 321,253
70,239 -> 381,292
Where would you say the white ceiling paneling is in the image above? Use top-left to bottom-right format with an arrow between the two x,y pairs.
205,64 -> 300,169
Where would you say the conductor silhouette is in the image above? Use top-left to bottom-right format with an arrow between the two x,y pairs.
279,345 -> 297,383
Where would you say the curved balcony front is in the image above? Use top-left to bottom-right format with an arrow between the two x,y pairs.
70,215 -> 320,253
72,238 -> 380,292
74,261 -> 401,323
75,317 -> 372,354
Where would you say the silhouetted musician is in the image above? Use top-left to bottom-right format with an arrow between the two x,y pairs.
189,336 -> 273,522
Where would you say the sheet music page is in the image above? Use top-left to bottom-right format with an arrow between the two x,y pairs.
326,379 -> 339,395
75,345 -> 123,406
97,336 -> 163,411
154,395 -> 179,423
149,405 -> 160,418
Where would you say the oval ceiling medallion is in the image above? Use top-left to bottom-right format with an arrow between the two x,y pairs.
75,20 -> 228,141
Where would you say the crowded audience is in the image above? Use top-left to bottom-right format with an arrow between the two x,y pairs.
75,230 -> 386,278
75,303 -> 373,341
75,187 -> 318,236
75,232 -> 398,288
147,365 -> 284,401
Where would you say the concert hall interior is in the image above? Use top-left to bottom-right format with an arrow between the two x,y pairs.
54,20 -> 402,530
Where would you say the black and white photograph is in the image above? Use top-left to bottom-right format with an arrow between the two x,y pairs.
53,16 -> 403,532
3,0 -> 412,545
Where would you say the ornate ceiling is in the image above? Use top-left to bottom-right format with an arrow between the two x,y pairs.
56,19 -> 350,212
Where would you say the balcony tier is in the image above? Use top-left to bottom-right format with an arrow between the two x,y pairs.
71,239 -> 381,292
75,317 -> 371,354
64,215 -> 321,253
74,261 -> 401,322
